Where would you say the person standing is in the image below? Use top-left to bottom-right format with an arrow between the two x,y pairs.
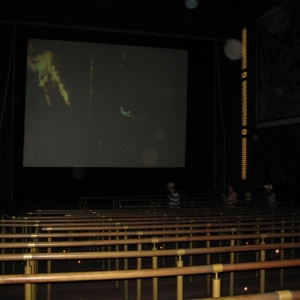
264,183 -> 277,208
166,182 -> 180,208
222,184 -> 237,207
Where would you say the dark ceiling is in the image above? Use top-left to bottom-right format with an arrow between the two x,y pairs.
0,0 -> 287,40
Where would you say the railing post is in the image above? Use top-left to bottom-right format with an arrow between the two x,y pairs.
291,214 -> 295,259
162,223 -> 166,266
12,226 -> 16,273
280,229 -> 285,288
212,264 -> 223,297
30,248 -> 37,300
260,236 -> 266,293
24,260 -> 32,300
206,232 -> 211,294
236,218 -> 241,263
229,233 -> 235,296
123,234 -> 129,300
189,222 -> 194,283
255,223 -> 260,277
115,230 -> 120,288
177,255 -> 183,300
47,237 -> 52,300
1,226 -> 5,275
108,229 -> 111,271
137,240 -> 142,300
101,228 -> 105,270
68,230 -> 73,264
218,218 -> 223,262
175,222 -> 179,265
212,274 -> 221,297
152,240 -> 158,300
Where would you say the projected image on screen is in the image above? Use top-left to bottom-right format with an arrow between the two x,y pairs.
23,39 -> 187,167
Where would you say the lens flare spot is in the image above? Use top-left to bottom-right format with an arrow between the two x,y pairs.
140,148 -> 158,167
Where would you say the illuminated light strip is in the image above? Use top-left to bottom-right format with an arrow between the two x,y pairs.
242,81 -> 248,127
242,28 -> 247,70
241,28 -> 247,180
241,137 -> 247,180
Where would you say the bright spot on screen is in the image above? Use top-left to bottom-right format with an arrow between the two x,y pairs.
140,148 -> 158,167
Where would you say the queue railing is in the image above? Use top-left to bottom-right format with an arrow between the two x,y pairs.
0,239 -> 300,300
1,209 -> 300,300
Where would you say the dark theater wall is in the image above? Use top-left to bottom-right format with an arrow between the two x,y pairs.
2,0 -> 294,210
246,1 -> 300,205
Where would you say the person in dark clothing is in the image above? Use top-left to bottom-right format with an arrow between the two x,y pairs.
166,182 -> 180,208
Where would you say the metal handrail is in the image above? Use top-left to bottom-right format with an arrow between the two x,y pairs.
1,242 -> 300,261
1,259 -> 300,284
